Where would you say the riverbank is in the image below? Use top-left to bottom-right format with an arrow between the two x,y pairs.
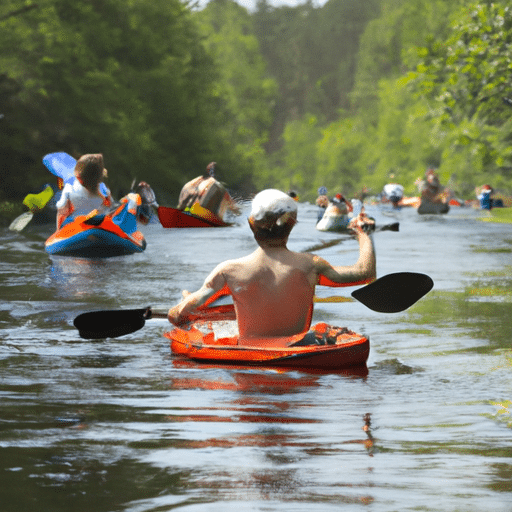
480,206 -> 512,224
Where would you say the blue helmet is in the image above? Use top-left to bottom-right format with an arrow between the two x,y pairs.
317,186 -> 327,195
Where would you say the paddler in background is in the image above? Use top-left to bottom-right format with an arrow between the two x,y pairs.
168,189 -> 376,342
177,161 -> 240,220
315,186 -> 329,222
133,181 -> 159,224
55,153 -> 113,229
416,168 -> 450,204
329,193 -> 354,215
475,184 -> 503,210
381,182 -> 404,208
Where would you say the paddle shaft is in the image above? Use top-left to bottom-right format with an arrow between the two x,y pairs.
73,271 -> 432,339
304,222 -> 399,252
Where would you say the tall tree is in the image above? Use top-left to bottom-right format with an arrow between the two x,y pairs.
410,2 -> 512,191
0,0 -> 228,200
192,0 -> 278,193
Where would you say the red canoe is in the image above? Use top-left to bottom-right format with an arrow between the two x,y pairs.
157,205 -> 231,228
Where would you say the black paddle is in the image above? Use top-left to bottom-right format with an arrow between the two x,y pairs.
304,222 -> 399,252
73,272 -> 433,339
351,272 -> 433,313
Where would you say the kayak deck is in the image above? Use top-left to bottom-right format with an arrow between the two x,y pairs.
165,317 -> 369,370
45,208 -> 146,257
158,205 -> 231,228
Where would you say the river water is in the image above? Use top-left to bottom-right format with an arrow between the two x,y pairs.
1,202 -> 511,511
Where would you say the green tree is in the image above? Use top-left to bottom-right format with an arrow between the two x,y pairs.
194,0 -> 278,192
410,2 -> 512,192
0,0 -> 231,201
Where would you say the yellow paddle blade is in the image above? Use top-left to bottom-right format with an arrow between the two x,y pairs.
23,185 -> 54,212
313,296 -> 353,303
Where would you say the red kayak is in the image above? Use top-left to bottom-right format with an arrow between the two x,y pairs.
164,305 -> 369,370
157,204 -> 231,228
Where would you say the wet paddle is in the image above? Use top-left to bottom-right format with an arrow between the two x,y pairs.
9,185 -> 55,232
304,222 -> 399,252
9,211 -> 35,232
73,272 -> 433,339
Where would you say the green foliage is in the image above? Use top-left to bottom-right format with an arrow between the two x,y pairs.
2,0 -> 512,207
267,0 -> 512,201
407,2 -> 512,194
0,0 -> 269,202
194,0 -> 278,191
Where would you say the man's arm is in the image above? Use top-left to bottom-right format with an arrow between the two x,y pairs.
168,263 -> 228,325
315,215 -> 376,286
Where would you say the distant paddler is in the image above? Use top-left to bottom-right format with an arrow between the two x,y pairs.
316,193 -> 356,232
177,161 -> 240,221
315,186 -> 329,222
415,168 -> 451,214
381,183 -> 404,208
475,184 -> 504,210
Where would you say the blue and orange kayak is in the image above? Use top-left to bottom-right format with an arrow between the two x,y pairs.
165,305 -> 369,370
45,197 -> 146,257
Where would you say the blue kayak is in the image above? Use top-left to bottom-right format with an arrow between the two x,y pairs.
45,197 -> 146,258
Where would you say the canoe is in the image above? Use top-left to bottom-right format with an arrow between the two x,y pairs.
158,204 -> 231,228
417,199 -> 450,214
165,307 -> 369,370
45,201 -> 146,257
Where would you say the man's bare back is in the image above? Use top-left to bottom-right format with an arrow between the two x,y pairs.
168,189 -> 376,340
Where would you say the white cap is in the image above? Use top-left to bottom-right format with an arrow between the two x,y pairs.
250,189 -> 298,227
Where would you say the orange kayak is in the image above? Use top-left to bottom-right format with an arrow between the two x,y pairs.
165,307 -> 369,370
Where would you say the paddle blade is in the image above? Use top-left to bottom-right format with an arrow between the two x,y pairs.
9,211 -> 34,232
351,272 -> 433,313
73,308 -> 150,339
379,222 -> 399,232
43,152 -> 77,184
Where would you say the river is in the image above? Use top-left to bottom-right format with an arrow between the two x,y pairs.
1,202 -> 511,511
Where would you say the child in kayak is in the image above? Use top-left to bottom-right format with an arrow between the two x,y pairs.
168,188 -> 376,340
55,153 -> 113,229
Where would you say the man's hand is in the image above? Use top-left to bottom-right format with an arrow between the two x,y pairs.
348,210 -> 375,234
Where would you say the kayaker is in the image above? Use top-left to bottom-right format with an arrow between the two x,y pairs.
168,188 -> 376,340
55,153 -> 113,229
475,184 -> 503,209
416,168 -> 448,203
331,193 -> 354,214
315,186 -> 329,222
381,183 -> 404,208
134,181 -> 158,224
177,162 -> 240,219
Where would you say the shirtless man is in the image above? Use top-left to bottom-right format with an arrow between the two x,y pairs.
177,162 -> 240,218
168,189 -> 376,339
